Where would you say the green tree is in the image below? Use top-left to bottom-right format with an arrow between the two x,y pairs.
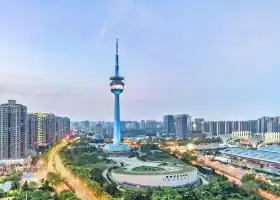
29,181 -> 38,191
12,190 -> 54,200
46,172 -> 63,186
242,181 -> 259,195
91,168 -> 104,183
58,190 -> 81,200
22,181 -> 29,191
241,173 -> 255,183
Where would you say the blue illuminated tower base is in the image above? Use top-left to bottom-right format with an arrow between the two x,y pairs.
104,38 -> 130,155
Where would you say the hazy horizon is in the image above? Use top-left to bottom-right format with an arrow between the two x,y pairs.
1,0 -> 280,121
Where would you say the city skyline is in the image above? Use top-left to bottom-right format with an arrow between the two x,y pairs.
1,1 -> 280,121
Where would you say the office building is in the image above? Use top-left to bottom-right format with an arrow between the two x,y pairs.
163,115 -> 175,135
0,100 -> 28,159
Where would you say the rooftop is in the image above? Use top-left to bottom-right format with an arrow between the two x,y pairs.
109,156 -> 195,175
258,145 -> 280,153
220,148 -> 280,164
103,143 -> 130,153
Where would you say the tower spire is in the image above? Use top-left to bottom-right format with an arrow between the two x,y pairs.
115,38 -> 119,76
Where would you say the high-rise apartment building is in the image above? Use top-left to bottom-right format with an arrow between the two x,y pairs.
140,120 -> 146,129
29,113 -> 62,147
0,100 -> 28,159
126,121 -> 140,129
95,123 -> 103,134
28,113 -> 37,150
63,117 -> 70,133
146,120 -> 157,130
33,113 -> 48,146
46,114 -> 56,144
267,121 -> 278,132
258,117 -> 268,133
209,121 -> 217,135
163,115 -> 175,135
201,121 -> 210,133
217,121 -> 226,135
55,116 -> 64,140
175,114 -> 191,137
193,118 -> 204,132
250,120 -> 258,133
82,120 -> 90,131
225,121 -> 232,134
232,121 -> 239,132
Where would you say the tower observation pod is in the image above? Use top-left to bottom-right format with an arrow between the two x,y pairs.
104,38 -> 130,155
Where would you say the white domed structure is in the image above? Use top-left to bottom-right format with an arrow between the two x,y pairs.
103,143 -> 130,155
93,134 -> 105,143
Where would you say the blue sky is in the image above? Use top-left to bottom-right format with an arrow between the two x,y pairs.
0,0 -> 280,121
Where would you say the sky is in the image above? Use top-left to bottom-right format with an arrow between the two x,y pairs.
0,0 -> 280,121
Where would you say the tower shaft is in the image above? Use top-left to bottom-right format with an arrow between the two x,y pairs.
114,95 -> 121,144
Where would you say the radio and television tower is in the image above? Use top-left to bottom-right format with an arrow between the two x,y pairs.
104,38 -> 129,154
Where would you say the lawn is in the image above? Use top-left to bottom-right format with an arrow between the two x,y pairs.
75,161 -> 113,170
132,166 -> 164,172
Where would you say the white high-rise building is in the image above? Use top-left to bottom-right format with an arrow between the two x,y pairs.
0,100 -> 28,159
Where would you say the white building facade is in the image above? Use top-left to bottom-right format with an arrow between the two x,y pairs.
111,169 -> 198,188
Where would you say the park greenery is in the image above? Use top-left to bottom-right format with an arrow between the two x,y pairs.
12,189 -> 81,200
241,173 -> 280,197
0,172 -> 80,200
138,143 -> 172,162
122,129 -> 159,137
122,175 -> 262,200
131,166 -> 164,172
59,141 -> 115,199
46,172 -> 64,187
161,135 -> 223,147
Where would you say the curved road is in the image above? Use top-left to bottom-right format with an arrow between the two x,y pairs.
51,139 -> 98,200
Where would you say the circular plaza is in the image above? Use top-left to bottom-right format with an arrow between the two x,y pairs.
108,157 -> 199,188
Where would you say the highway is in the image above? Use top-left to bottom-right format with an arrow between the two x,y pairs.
36,139 -> 98,200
